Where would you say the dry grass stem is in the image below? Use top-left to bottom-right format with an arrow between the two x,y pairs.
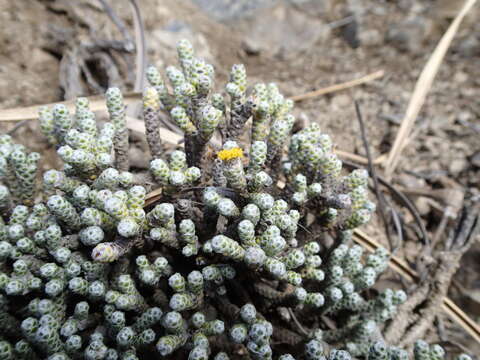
385,0 -> 478,178
0,93 -> 142,121
353,229 -> 480,344
289,70 -> 385,102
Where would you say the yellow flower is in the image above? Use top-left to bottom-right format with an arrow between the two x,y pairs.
143,88 -> 160,110
217,147 -> 243,161
91,243 -> 118,263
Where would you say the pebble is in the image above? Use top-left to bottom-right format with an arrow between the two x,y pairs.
241,38 -> 262,55
448,158 -> 467,175
359,29 -> 383,47
415,197 -> 431,216
331,94 -> 350,110
471,152 -> 480,168
386,16 -> 434,53
397,173 -> 426,189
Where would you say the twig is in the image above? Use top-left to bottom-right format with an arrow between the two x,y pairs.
438,340 -> 472,356
354,100 -> 392,250
342,159 -> 429,246
83,39 -> 134,52
127,0 -> 146,118
435,315 -> 447,342
390,205 -> 404,254
443,298 -> 480,344
398,187 -> 464,213
97,0 -> 134,51
336,149 -> 385,166
432,206 -> 455,248
79,59 -> 104,94
385,0 -> 478,178
289,70 -> 384,102
144,187 -> 163,207
7,120 -> 29,135
326,15 -> 355,29
287,308 -> 310,337
0,93 -> 142,122
354,229 -> 416,280
446,197 -> 480,251
353,228 -> 480,344
396,204 -> 479,347
375,174 -> 430,246
129,0 -> 146,93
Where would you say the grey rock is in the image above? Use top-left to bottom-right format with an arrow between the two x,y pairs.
471,152 -> 480,168
150,21 -> 215,67
448,158 -> 467,175
287,0 -> 333,17
386,16 -> 434,53
235,4 -> 329,56
241,38 -> 262,55
191,0 -> 278,21
358,29 -> 383,47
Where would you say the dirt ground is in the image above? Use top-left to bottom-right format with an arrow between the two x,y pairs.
1,0 -> 480,354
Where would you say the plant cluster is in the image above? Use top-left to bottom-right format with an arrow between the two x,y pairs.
0,40 -> 472,360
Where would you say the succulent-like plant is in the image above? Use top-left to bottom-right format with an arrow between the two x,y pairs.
0,39 -> 471,360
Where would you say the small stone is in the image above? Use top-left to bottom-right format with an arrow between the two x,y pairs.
242,38 -> 262,55
453,71 -> 468,84
128,147 -> 149,169
386,16 -> 434,53
414,197 -> 431,216
457,110 -> 473,123
448,158 -> 467,175
331,94 -> 350,110
397,173 -> 426,189
456,36 -> 480,58
471,152 -> 480,168
31,48 -> 59,74
359,29 -> 382,47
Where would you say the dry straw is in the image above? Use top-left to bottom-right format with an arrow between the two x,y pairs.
385,0 -> 478,178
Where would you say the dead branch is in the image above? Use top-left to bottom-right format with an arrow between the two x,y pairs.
384,196 -> 480,347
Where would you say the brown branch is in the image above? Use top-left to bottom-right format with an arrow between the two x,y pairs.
0,93 -> 142,122
354,198 -> 480,345
343,160 -> 429,246
98,0 -> 134,50
289,70 -> 384,102
354,100 -> 393,250
129,0 -> 146,93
